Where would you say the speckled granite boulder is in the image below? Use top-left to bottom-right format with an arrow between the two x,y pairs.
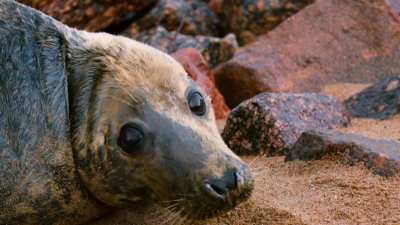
344,74 -> 400,120
17,0 -> 159,32
122,0 -> 220,37
285,129 -> 400,177
214,0 -> 315,45
221,93 -> 351,156
127,25 -> 238,68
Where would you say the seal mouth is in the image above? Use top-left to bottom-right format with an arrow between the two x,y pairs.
167,167 -> 254,221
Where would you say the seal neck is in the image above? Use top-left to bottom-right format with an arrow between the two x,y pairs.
64,31 -> 108,151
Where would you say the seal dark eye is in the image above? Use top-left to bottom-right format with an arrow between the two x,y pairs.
118,125 -> 144,154
188,91 -> 206,116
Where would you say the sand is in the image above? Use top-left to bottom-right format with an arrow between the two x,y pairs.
88,83 -> 400,225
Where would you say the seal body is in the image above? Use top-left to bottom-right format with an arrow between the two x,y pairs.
0,1 -> 110,224
0,0 -> 254,224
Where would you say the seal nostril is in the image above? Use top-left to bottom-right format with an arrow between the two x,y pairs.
205,169 -> 245,197
235,171 -> 245,191
234,171 -> 238,190
210,184 -> 225,196
205,181 -> 227,197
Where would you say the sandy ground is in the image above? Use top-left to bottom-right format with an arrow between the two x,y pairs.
88,83 -> 400,225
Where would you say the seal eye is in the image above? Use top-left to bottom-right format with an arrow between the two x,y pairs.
118,125 -> 144,154
188,91 -> 206,116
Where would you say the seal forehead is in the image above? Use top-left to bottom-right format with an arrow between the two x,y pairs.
77,31 -> 190,95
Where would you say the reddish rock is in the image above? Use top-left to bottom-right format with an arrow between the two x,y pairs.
285,129 -> 400,177
170,48 -> 231,119
125,25 -> 237,68
214,0 -> 315,45
17,0 -> 159,32
344,73 -> 400,120
208,0 -> 223,16
388,0 -> 400,14
221,93 -> 350,156
122,0 -> 220,37
214,0 -> 400,109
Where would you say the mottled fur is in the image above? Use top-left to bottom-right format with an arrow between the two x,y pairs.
0,0 -> 254,224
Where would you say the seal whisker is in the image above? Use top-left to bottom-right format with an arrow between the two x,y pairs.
159,207 -> 177,221
188,211 -> 200,223
176,214 -> 188,225
248,154 -> 266,168
161,208 -> 184,225
109,96 -> 135,109
170,208 -> 185,225
159,198 -> 183,203
165,203 -> 179,210
252,170 -> 268,176
251,166 -> 268,172
248,155 -> 260,168
176,193 -> 195,197
115,82 -> 138,103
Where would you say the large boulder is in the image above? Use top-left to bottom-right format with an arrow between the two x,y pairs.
221,93 -> 351,156
124,25 -> 237,68
17,0 -> 159,32
285,129 -> 400,177
344,73 -> 400,120
211,0 -> 315,45
170,48 -> 231,119
214,0 -> 400,109
122,0 -> 220,37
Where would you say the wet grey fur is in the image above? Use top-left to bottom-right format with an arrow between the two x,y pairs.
0,0 -> 110,224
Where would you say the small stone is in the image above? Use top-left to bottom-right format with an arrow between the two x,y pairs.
170,48 -> 231,119
129,0 -> 220,37
16,0 -> 160,32
344,73 -> 400,120
222,93 -> 351,156
85,7 -> 95,17
126,25 -> 237,68
285,129 -> 400,177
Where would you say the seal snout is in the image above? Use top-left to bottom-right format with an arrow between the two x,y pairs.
205,168 -> 245,198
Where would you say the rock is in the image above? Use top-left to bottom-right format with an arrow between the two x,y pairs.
16,0 -> 159,32
126,25 -> 237,68
122,0 -> 220,37
221,93 -> 351,156
214,0 -> 400,109
208,0 -> 223,16
285,129 -> 400,177
215,0 -> 315,46
344,73 -> 400,120
388,0 -> 400,15
170,48 -> 231,119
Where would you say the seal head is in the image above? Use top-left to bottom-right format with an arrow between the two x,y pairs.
66,32 -> 254,220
